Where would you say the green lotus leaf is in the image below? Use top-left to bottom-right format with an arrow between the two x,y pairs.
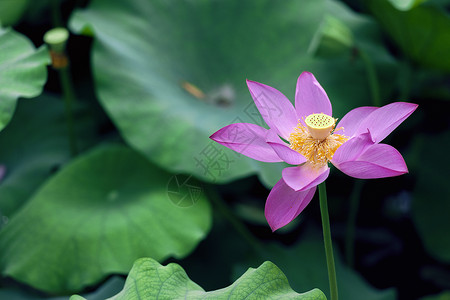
0,0 -> 29,26
72,258 -> 325,300
0,95 -> 78,222
0,145 -> 211,293
69,0 -> 397,187
387,0 -> 427,11
0,27 -> 49,132
368,0 -> 450,71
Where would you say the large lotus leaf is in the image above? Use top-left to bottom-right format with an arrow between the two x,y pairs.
0,27 -> 49,132
387,0 -> 427,10
69,0 -> 397,186
71,258 -> 325,300
367,0 -> 450,71
322,0 -> 398,105
0,0 -> 29,26
0,145 -> 211,294
411,132 -> 450,262
0,94 -> 84,222
235,232 -> 396,300
325,0 -> 396,63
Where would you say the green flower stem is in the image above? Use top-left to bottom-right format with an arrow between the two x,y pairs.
59,67 -> 78,156
318,181 -> 338,300
51,0 -> 63,27
358,48 -> 381,107
345,179 -> 364,268
51,0 -> 77,156
206,185 -> 264,255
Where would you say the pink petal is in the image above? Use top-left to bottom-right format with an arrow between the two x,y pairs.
246,80 -> 298,140
282,163 -> 330,191
265,130 -> 307,165
210,123 -> 282,162
331,132 -> 374,165
335,143 -> 408,179
334,106 -> 377,137
295,72 -> 332,121
354,102 -> 418,143
265,178 -> 317,231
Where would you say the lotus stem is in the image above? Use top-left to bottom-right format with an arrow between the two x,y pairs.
318,181 -> 338,300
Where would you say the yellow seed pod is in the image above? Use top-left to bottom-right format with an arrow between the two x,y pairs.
304,113 -> 336,140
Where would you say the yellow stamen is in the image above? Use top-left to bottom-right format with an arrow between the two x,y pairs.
289,117 -> 348,167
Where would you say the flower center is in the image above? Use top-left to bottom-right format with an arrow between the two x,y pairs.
289,114 -> 348,167
304,113 -> 336,140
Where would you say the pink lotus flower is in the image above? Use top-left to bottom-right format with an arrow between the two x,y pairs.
210,72 -> 417,231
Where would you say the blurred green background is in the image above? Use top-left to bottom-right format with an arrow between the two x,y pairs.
0,0 -> 450,299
